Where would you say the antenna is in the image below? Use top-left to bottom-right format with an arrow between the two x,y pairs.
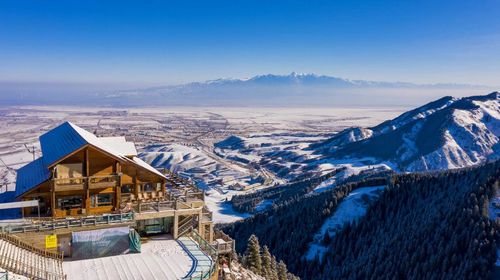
24,144 -> 36,161
94,119 -> 101,135
0,157 -> 14,193
0,157 -> 13,173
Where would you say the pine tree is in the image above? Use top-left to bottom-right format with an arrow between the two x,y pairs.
245,234 -> 262,274
270,255 -> 279,280
261,245 -> 272,278
278,260 -> 288,280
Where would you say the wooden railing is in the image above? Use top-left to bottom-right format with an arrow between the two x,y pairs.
162,169 -> 204,199
0,254 -> 66,280
178,216 -> 195,237
53,177 -> 85,186
0,213 -> 134,234
132,198 -> 208,213
0,232 -> 66,280
53,175 -> 119,188
88,175 -> 119,188
212,230 -> 235,254
0,232 -> 63,260
134,200 -> 175,213
202,207 -> 213,223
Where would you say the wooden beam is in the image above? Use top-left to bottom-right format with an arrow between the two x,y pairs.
133,169 -> 139,196
54,184 -> 84,192
161,179 -> 166,195
84,148 -> 90,214
115,175 -> 122,211
51,181 -> 56,219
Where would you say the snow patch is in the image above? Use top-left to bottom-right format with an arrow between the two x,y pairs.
305,185 -> 386,261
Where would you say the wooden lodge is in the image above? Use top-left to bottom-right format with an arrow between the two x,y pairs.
14,122 -> 217,243
1,121 -> 237,280
16,121 -> 166,219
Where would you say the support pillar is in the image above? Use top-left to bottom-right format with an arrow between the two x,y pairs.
51,183 -> 56,218
51,169 -> 56,218
115,183 -> 121,210
133,173 -> 139,197
84,148 -> 90,214
116,161 -> 122,210
198,210 -> 203,236
161,179 -> 166,196
173,212 -> 179,239
208,223 -> 214,243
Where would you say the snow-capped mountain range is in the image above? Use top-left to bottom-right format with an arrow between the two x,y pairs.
122,72 -> 484,93
312,92 -> 500,171
105,73 -> 491,107
1,72 -> 491,107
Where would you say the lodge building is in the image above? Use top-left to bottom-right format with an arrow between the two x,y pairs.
0,122 -> 234,279
11,122 -> 228,243
16,121 -> 167,219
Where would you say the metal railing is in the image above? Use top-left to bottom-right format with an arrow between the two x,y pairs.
0,212 -> 134,234
180,230 -> 218,280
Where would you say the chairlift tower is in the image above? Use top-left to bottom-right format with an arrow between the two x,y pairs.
24,144 -> 36,161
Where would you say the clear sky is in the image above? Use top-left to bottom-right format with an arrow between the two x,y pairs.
1,0 -> 499,87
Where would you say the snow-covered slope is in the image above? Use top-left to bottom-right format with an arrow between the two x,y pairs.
214,133 -> 325,181
305,185 -> 386,261
313,92 -> 500,171
139,144 -> 250,187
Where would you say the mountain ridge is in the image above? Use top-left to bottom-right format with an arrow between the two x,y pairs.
312,91 -> 500,171
119,72 -> 489,94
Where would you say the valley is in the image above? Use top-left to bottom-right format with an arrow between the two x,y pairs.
1,92 -> 500,279
0,105 -> 405,221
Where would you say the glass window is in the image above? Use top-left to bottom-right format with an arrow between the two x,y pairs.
91,193 -> 114,207
98,194 -> 113,206
143,183 -> 154,192
121,184 -> 133,193
57,196 -> 82,210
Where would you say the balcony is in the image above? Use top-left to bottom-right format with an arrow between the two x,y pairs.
53,175 -> 119,191
212,230 -> 235,255
88,175 -> 119,189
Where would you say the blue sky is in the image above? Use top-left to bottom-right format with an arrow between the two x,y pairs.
1,0 -> 499,87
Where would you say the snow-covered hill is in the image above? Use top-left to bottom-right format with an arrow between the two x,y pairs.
312,92 -> 500,171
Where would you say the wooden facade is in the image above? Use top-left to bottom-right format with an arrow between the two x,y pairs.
20,145 -> 166,218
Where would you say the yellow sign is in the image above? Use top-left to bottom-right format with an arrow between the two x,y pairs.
45,234 -> 57,249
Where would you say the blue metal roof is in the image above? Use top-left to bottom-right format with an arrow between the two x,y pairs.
39,122 -> 87,167
15,121 -> 164,197
15,157 -> 50,197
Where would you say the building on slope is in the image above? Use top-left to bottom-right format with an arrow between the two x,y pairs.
0,121 -> 236,279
